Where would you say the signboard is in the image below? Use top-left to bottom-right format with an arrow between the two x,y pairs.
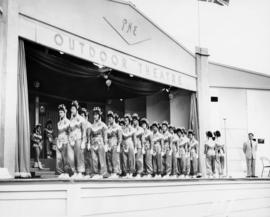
19,15 -> 197,91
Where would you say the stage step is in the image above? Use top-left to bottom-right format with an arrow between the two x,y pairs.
30,158 -> 56,171
30,159 -> 57,178
30,169 -> 57,178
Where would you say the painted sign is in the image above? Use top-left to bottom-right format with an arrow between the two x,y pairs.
103,16 -> 151,45
19,15 -> 197,91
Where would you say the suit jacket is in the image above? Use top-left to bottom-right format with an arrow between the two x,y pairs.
243,140 -> 258,159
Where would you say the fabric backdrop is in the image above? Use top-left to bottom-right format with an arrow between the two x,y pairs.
15,39 -> 31,178
25,41 -> 167,102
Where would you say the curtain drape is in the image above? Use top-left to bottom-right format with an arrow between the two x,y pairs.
15,39 -> 31,178
26,45 -> 166,100
189,92 -> 199,139
189,92 -> 201,175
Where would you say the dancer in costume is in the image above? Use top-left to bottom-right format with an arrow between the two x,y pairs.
132,113 -> 144,178
56,104 -> 70,178
69,100 -> 85,179
106,111 -> 122,178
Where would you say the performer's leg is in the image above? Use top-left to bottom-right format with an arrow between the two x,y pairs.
56,147 -> 64,174
251,157 -> 256,177
128,143 -> 135,175
98,145 -> 107,175
112,146 -> 121,175
74,139 -> 85,173
145,149 -> 153,175
171,147 -> 178,176
84,149 -> 92,176
67,144 -> 75,173
106,149 -> 113,174
206,156 -> 212,176
136,148 -> 144,175
165,150 -> 172,175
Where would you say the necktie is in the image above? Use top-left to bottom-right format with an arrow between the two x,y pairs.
250,140 -> 252,148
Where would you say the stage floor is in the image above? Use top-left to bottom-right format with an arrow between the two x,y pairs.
1,177 -> 270,184
0,178 -> 270,217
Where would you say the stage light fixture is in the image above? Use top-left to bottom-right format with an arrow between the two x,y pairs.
59,51 -> 64,55
129,74 -> 134,77
105,79 -> 112,87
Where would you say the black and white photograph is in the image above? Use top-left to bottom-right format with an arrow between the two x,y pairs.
0,0 -> 270,216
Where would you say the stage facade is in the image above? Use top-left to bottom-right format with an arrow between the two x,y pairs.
0,0 -> 270,179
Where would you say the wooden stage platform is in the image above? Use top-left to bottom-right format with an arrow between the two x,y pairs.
0,178 -> 270,217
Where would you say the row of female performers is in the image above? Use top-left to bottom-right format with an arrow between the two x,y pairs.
53,100 -> 201,179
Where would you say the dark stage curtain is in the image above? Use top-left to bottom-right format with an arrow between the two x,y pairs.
15,39 -> 31,178
189,92 -> 199,139
189,92 -> 200,175
26,46 -> 165,100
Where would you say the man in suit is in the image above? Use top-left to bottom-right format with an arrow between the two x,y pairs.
243,133 -> 258,178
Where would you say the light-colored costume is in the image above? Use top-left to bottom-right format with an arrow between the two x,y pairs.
152,132 -> 163,175
189,138 -> 199,176
89,120 -> 107,175
177,136 -> 188,175
69,114 -> 85,173
215,138 -> 225,176
162,131 -> 173,175
83,120 -> 92,176
143,129 -> 153,175
134,125 -> 144,175
107,122 -> 122,174
56,117 -> 71,174
205,138 -> 216,176
121,125 -> 135,175
171,133 -> 179,176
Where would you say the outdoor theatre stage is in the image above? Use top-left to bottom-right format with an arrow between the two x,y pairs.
1,1 -> 270,217
0,178 -> 270,217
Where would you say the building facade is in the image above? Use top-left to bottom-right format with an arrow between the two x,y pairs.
0,0 -> 270,178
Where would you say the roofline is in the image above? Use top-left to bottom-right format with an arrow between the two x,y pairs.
109,0 -> 195,58
209,61 -> 270,79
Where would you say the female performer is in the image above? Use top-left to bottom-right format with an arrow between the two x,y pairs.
177,128 -> 188,178
132,113 -> 144,178
214,130 -> 225,177
204,131 -> 216,178
31,124 -> 43,169
56,104 -> 70,178
183,129 -> 191,178
106,111 -> 122,178
44,120 -> 54,159
121,114 -> 135,178
188,130 -> 199,178
80,108 -> 92,178
151,122 -> 163,178
162,121 -> 172,178
69,100 -> 85,179
171,127 -> 179,178
88,107 -> 108,179
141,118 -> 153,178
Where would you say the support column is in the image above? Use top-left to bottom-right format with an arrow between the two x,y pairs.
196,47 -> 210,177
0,0 -> 19,178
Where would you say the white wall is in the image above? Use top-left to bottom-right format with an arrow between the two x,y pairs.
208,63 -> 270,90
247,90 -> 270,177
170,90 -> 191,129
209,87 -> 270,178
